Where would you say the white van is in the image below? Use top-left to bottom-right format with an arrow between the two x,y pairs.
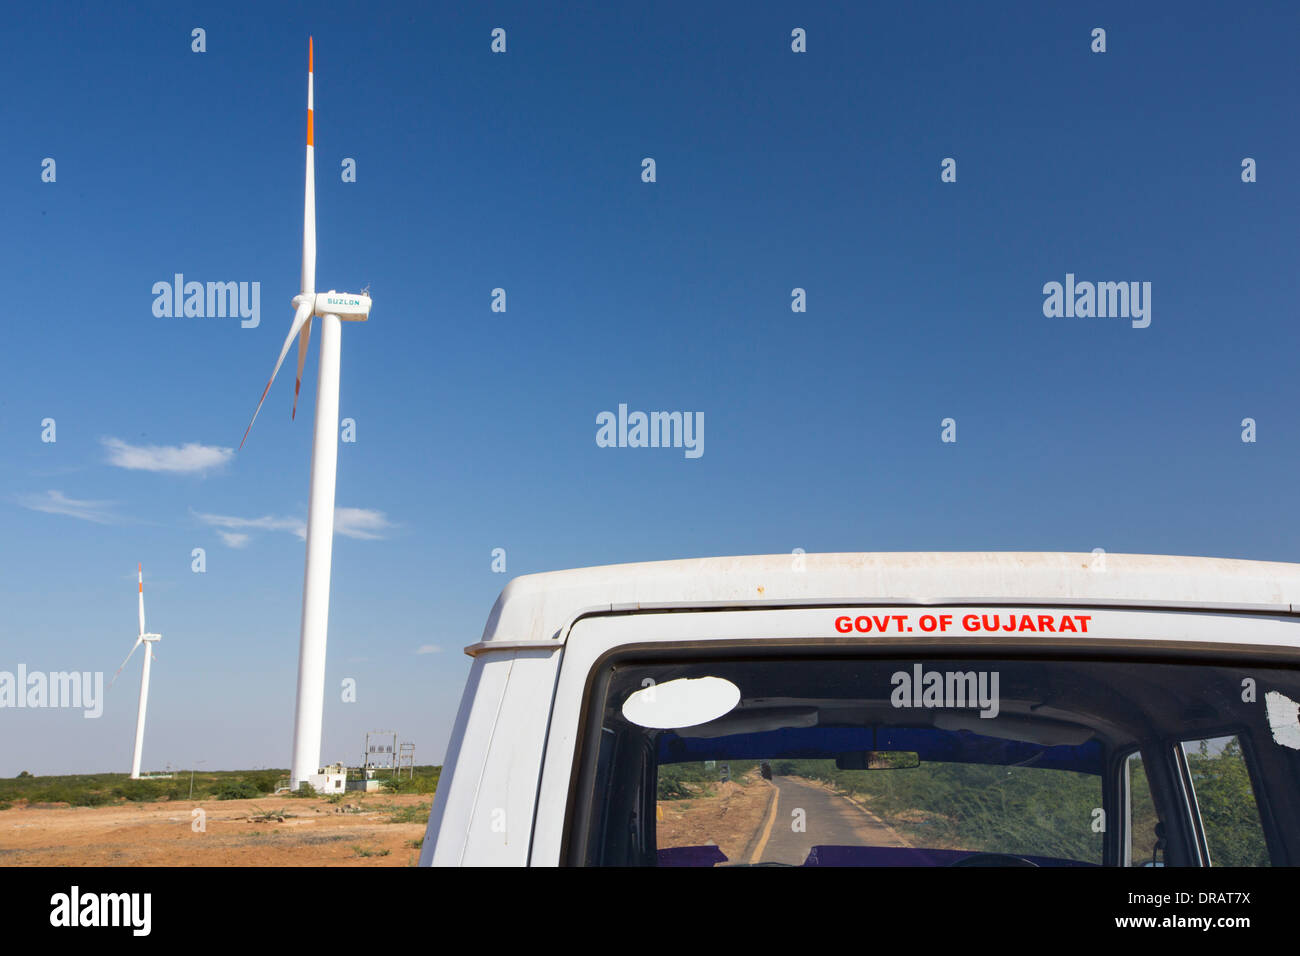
419,552 -> 1300,867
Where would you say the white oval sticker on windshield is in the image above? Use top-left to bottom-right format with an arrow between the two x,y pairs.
622,676 -> 741,730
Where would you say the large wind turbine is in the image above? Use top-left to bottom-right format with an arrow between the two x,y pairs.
240,37 -> 372,790
110,564 -> 162,779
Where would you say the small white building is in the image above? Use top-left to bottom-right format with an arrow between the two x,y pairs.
308,763 -> 347,794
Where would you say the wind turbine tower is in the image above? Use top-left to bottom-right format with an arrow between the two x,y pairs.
111,564 -> 162,779
240,37 -> 372,789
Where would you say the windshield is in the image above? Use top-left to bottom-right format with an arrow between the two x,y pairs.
573,653 -> 1300,866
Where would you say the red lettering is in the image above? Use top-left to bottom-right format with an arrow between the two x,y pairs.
835,616 -> 852,633
1037,615 -> 1055,632
1075,615 -> 1091,633
855,616 -> 872,633
962,613 -> 979,630
1058,616 -> 1077,632
919,614 -> 937,632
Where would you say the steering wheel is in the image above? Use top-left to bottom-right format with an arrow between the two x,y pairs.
949,852 -> 1039,867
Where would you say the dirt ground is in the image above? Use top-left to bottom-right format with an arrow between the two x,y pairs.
656,772 -> 776,863
0,793 -> 431,866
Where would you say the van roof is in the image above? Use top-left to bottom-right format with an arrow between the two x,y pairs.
472,552 -> 1300,652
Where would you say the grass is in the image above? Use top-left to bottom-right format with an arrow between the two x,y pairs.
351,845 -> 392,858
0,766 -> 443,809
249,809 -> 292,823
657,761 -> 757,800
379,769 -> 441,795
384,802 -> 431,825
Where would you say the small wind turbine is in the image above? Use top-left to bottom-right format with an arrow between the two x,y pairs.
239,37 -> 372,790
110,564 -> 162,779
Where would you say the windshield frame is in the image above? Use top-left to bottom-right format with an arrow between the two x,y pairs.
558,632 -> 1300,866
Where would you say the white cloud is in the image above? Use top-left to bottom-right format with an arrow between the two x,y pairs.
194,507 -> 392,544
415,644 -> 442,655
19,490 -> 120,524
104,438 -> 233,474
335,508 -> 395,540
194,510 -> 307,539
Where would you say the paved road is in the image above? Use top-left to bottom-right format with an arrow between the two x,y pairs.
752,775 -> 908,865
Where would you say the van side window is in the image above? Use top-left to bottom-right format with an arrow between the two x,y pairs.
1180,735 -> 1269,866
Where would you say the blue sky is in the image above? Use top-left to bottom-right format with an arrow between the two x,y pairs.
1,2 -> 1296,775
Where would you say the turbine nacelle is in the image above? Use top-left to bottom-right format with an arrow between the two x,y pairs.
240,40 -> 375,452
296,291 -> 371,322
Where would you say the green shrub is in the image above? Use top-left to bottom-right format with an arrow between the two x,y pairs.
250,809 -> 290,822
71,790 -> 112,807
657,776 -> 693,800
215,781 -> 263,801
249,772 -> 279,794
385,803 -> 431,825
112,779 -> 177,802
655,761 -> 754,800
372,768 -> 441,795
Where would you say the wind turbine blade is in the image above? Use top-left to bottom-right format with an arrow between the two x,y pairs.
240,300 -> 314,449
110,638 -> 143,689
137,563 -> 145,637
292,317 -> 313,420
302,36 -> 316,297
